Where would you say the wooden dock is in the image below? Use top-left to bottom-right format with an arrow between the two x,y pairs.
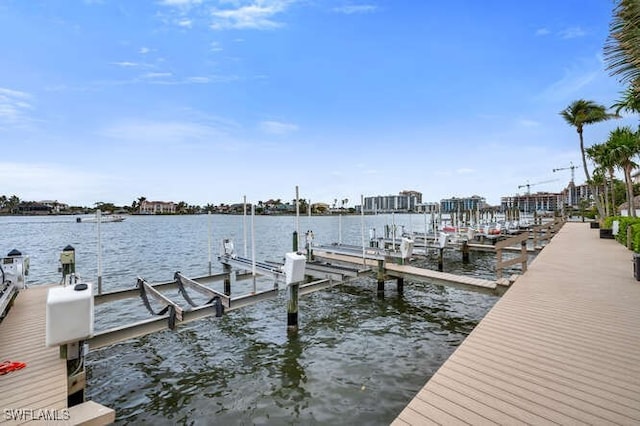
312,251 -> 502,292
0,285 -> 114,425
393,222 -> 640,425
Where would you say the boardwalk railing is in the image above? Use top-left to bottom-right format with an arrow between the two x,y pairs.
531,217 -> 565,249
496,217 -> 565,278
495,233 -> 529,279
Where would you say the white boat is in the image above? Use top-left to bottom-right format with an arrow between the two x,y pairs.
76,215 -> 125,223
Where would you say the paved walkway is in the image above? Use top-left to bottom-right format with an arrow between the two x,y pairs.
393,222 -> 640,425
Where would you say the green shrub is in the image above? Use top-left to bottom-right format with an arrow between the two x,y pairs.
632,224 -> 640,253
604,216 -> 640,248
603,216 -> 616,228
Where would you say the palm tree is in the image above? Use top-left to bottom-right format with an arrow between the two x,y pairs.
608,126 -> 640,217
136,196 -> 147,214
560,99 -> 617,218
6,195 -> 20,214
176,201 -> 188,214
604,0 -> 640,88
591,169 -> 609,217
612,86 -> 640,118
586,142 -> 617,216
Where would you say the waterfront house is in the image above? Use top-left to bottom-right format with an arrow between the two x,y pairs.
139,200 -> 176,214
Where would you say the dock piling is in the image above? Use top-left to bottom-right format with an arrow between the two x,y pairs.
461,240 -> 470,263
223,264 -> 231,296
287,282 -> 300,334
438,248 -> 444,272
377,259 -> 385,296
397,277 -> 404,294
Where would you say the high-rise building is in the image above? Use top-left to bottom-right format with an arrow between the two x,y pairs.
440,195 -> 487,213
363,190 -> 422,213
501,192 -> 561,213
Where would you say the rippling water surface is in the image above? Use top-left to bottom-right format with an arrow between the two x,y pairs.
1,214 -> 513,425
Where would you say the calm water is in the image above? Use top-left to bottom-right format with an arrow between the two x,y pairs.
1,214 -> 511,425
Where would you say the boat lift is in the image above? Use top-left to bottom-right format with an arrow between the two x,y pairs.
0,249 -> 29,320
218,238 -> 285,284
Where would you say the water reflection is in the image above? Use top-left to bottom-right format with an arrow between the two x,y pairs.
271,334 -> 310,417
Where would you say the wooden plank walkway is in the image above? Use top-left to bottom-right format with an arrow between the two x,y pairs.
385,263 -> 496,291
312,250 -> 498,292
0,285 -> 67,424
393,222 -> 640,425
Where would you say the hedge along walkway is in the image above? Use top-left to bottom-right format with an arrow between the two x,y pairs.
602,216 -> 640,251
393,221 -> 640,425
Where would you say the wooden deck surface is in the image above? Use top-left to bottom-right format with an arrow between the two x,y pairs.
0,285 -> 67,424
313,250 -> 498,291
393,222 -> 640,425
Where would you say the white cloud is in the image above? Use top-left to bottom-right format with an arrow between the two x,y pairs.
210,41 -> 223,52
142,72 -> 173,78
112,61 -> 141,67
259,120 -> 299,135
538,67 -> 599,103
559,26 -> 586,39
0,162 -> 117,206
187,76 -> 210,83
210,1 -> 293,30
159,0 -> 201,6
0,87 -> 32,127
518,118 -> 540,127
139,47 -> 151,54
100,119 -> 234,147
535,28 -> 550,36
178,18 -> 193,27
333,4 -> 378,14
456,168 -> 475,175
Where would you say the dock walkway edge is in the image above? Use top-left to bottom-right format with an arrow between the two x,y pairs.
393,222 -> 640,425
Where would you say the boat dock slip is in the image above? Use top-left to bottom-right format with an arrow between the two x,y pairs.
385,263 -> 496,291
311,250 -> 500,292
0,286 -> 114,425
393,222 -> 640,425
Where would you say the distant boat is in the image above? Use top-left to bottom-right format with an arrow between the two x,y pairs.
76,215 -> 125,223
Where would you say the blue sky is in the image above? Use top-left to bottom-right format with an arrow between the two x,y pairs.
0,0 -> 636,207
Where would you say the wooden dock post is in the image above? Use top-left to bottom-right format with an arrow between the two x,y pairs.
397,277 -> 404,294
438,248 -> 444,272
305,230 -> 314,261
377,259 -> 385,296
287,282 -> 300,333
60,245 -> 76,285
461,240 -> 470,263
521,238 -> 528,274
496,232 -> 531,279
223,264 -> 232,296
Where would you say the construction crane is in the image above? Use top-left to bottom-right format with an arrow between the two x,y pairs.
518,179 -> 559,195
552,161 -> 577,184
